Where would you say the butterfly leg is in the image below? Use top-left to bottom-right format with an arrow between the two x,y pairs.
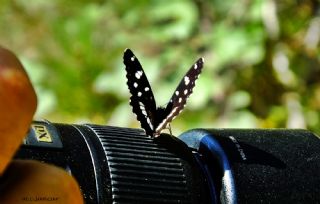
168,123 -> 172,136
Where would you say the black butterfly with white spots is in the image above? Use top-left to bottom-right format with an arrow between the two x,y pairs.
123,48 -> 204,138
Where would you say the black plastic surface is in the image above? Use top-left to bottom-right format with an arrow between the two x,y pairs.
179,128 -> 320,203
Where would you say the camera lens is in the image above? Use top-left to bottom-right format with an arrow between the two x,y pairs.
15,121 -> 320,203
16,121 -> 211,204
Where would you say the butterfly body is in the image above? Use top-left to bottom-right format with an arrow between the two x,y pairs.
124,49 -> 204,138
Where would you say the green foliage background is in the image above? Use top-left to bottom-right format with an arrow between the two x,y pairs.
1,0 -> 319,135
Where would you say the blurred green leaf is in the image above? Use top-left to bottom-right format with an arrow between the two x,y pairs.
0,0 -> 319,135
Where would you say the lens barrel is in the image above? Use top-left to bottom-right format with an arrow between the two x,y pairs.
16,121 -> 210,204
179,129 -> 320,203
15,121 -> 320,203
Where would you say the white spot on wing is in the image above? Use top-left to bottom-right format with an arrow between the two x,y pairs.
194,64 -> 198,69
184,76 -> 190,85
175,91 -> 179,96
146,117 -> 153,130
142,109 -> 147,116
138,92 -> 142,97
138,101 -> 153,130
178,98 -> 182,103
145,87 -> 150,92
135,71 -> 143,79
131,56 -> 135,61
184,89 -> 188,95
133,82 -> 138,88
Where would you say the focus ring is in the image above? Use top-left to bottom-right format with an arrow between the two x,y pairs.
88,125 -> 193,204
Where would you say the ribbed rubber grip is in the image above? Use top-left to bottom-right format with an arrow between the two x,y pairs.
87,125 -> 199,204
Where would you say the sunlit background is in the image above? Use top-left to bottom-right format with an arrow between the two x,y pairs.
1,1 -> 319,135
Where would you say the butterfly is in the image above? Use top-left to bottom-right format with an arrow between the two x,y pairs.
123,48 -> 204,138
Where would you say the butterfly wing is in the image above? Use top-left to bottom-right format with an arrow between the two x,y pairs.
123,49 -> 157,136
155,57 -> 204,135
